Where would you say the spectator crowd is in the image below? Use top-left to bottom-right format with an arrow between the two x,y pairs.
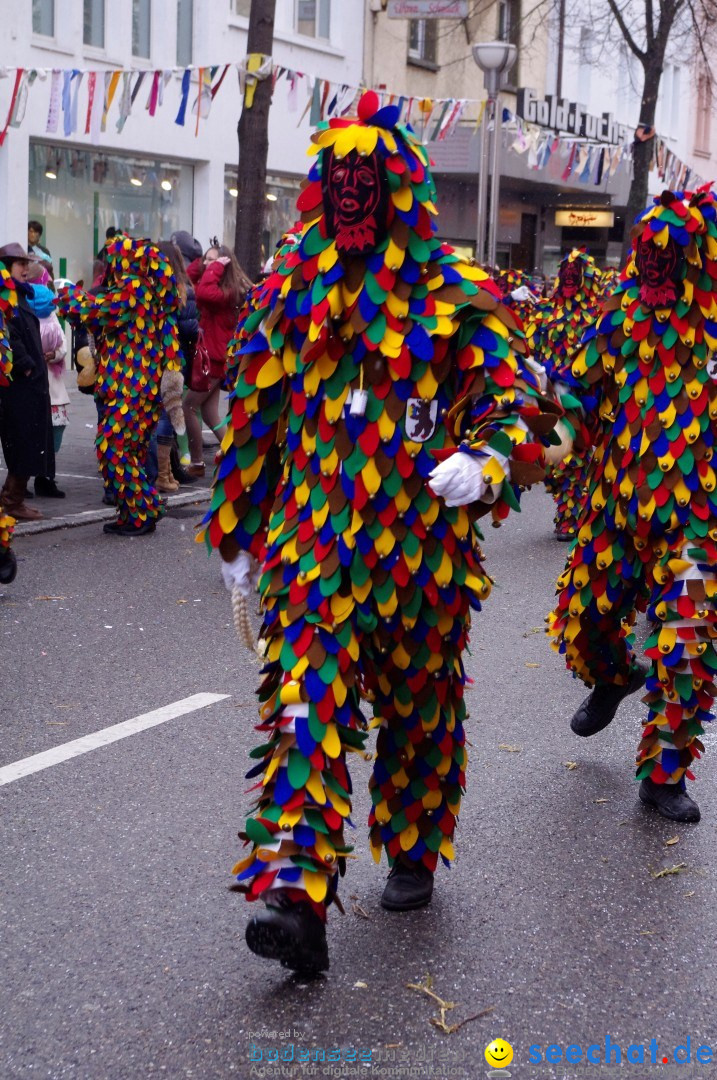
0,221 -> 252,540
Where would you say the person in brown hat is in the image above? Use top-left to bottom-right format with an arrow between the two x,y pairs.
0,243 -> 54,521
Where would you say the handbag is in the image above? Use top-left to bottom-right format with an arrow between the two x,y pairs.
188,328 -> 211,393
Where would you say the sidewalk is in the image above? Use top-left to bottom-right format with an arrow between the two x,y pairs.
2,385 -> 216,535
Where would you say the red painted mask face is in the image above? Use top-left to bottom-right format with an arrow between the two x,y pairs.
635,236 -> 683,308
558,259 -> 583,298
322,148 -> 388,255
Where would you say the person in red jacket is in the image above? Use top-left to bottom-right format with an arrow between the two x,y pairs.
183,242 -> 251,477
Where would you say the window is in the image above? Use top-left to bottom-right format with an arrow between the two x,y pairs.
177,0 -> 193,65
231,0 -> 251,15
32,0 -> 55,36
83,0 -> 105,48
132,0 -> 151,58
408,19 -> 437,66
295,0 -> 330,39
497,0 -> 520,46
695,72 -> 712,155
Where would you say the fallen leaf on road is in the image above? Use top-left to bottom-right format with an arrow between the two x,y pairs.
683,891 -> 695,897
664,836 -> 679,846
525,662 -> 540,668
430,1008 -> 494,1035
34,596 -> 66,601
353,981 -> 368,989
176,599 -> 188,604
594,798 -> 609,803
649,863 -> 687,879
498,744 -> 522,752
639,931 -> 655,936
563,761 -> 579,770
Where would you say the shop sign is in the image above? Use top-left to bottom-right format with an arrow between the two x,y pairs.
517,88 -> 630,146
387,0 -> 469,17
555,210 -> 615,228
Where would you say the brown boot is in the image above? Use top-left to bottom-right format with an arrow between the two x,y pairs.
3,474 -> 43,521
156,444 -> 179,493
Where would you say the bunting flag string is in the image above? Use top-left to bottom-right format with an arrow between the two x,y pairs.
0,60 -> 703,189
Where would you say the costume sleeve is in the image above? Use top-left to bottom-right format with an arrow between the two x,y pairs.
197,284 -> 286,563
0,273 -> 17,386
441,297 -> 564,525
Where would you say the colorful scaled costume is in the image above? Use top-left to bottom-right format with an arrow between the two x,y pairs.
496,267 -> 539,327
527,250 -> 603,539
200,91 -> 560,970
58,237 -> 181,535
0,268 -> 17,583
549,189 -> 717,822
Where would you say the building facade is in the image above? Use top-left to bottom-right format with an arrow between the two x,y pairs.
0,0 -> 365,283
365,0 -> 714,274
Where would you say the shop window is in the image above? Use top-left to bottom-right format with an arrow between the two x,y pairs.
408,19 -> 437,67
177,0 -> 193,65
224,169 -> 301,267
295,0 -> 331,39
32,0 -> 55,37
83,0 -> 105,48
231,0 -> 251,15
132,0 -> 151,58
29,142 -> 194,285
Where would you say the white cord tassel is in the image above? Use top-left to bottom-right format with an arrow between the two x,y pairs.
232,584 -> 264,658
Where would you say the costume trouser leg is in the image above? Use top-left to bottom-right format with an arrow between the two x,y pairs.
549,524 -> 647,687
0,506 -> 14,556
551,528 -> 717,785
545,453 -> 590,539
97,396 -> 163,527
367,585 -> 470,872
637,544 -> 717,785
232,573 -> 367,915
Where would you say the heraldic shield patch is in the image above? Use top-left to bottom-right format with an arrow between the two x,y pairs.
405,398 -> 439,443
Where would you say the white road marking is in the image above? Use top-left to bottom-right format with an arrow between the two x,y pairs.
0,693 -> 230,787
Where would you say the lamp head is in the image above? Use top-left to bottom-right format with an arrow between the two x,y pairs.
471,40 -> 517,74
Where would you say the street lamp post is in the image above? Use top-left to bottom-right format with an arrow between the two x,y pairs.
472,40 -> 517,268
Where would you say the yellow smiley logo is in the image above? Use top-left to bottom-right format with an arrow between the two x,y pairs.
484,1039 -> 514,1068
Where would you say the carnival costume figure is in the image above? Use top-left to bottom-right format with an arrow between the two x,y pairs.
527,249 -> 603,540
201,92 -> 562,974
497,267 -> 540,328
549,189 -> 717,825
0,268 -> 18,584
58,237 -> 181,536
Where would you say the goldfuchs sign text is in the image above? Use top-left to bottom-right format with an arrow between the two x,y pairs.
555,210 -> 615,228
517,88 -> 631,146
387,0 -> 469,17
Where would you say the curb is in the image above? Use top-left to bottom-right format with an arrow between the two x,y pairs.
13,488 -> 212,536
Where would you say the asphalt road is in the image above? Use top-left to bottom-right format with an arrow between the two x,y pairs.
1,490 -> 715,1080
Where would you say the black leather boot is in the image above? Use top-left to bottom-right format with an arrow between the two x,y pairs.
570,659 -> 649,737
34,476 -> 66,498
381,861 -> 434,911
245,891 -> 329,974
0,547 -> 17,585
639,777 -> 700,823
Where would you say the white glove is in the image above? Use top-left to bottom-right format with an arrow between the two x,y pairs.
510,285 -> 538,303
221,551 -> 260,598
429,450 -> 509,507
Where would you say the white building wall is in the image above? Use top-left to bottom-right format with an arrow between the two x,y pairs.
547,2 -> 707,198
0,0 -> 365,280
